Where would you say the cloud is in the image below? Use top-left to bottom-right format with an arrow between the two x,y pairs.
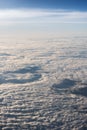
0,9 -> 87,25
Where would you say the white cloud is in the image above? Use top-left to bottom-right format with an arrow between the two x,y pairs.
0,9 -> 87,24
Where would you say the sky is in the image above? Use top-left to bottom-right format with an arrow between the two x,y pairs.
0,0 -> 87,37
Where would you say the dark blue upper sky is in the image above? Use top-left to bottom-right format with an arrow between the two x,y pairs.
0,0 -> 87,11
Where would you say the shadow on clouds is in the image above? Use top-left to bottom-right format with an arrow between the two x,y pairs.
0,65 -> 41,84
6,74 -> 41,84
52,78 -> 87,97
5,66 -> 40,74
52,79 -> 76,90
71,86 -> 87,97
0,53 -> 11,56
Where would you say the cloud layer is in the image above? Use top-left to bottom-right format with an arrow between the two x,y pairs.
0,37 -> 87,129
0,9 -> 87,24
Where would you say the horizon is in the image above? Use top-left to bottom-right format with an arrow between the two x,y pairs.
0,0 -> 87,37
0,1 -> 87,130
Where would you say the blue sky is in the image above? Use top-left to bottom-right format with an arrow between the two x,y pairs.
0,0 -> 87,11
0,0 -> 87,37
